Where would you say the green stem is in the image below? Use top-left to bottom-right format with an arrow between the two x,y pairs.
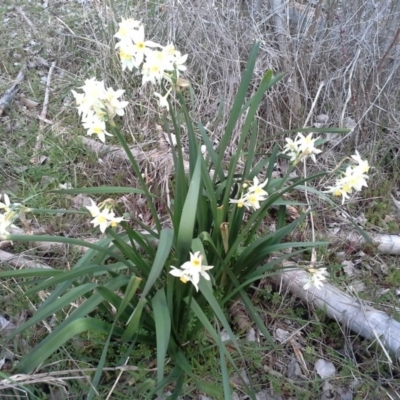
109,122 -> 161,232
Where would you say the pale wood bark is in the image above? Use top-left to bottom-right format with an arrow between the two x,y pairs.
272,268 -> 400,361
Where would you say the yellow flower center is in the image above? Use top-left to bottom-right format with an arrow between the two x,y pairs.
120,50 -> 132,61
180,277 -> 188,284
97,215 -> 107,223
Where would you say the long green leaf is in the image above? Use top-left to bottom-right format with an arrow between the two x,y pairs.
152,288 -> 171,391
110,124 -> 161,231
8,283 -> 98,340
215,42 -> 260,181
1,235 -> 135,269
24,264 -> 122,295
17,318 -> 112,373
16,275 -> 131,373
176,155 -> 201,261
0,269 -> 58,278
141,228 -> 173,298
198,280 -> 242,357
53,186 -> 145,195
122,298 -> 146,342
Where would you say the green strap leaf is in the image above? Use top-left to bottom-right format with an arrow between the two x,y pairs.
176,155 -> 202,261
17,318 -> 112,373
152,288 -> 171,391
142,228 -> 173,298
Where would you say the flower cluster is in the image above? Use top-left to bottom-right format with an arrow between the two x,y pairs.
169,251 -> 214,292
72,78 -> 129,143
86,199 -> 125,233
303,267 -> 328,290
114,18 -> 187,109
0,194 -> 22,235
325,151 -> 370,204
283,133 -> 322,164
229,176 -> 268,211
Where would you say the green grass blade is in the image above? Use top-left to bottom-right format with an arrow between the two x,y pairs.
198,280 -> 242,358
117,275 -> 142,319
17,318 -> 112,373
141,228 -> 173,298
8,283 -> 98,340
24,264 -> 121,295
122,298 -> 146,342
152,288 -> 171,391
215,42 -> 260,178
53,186 -> 145,195
176,155 -> 201,261
0,269 -> 58,278
2,234 -> 135,269
198,122 -> 223,180
217,328 -> 232,399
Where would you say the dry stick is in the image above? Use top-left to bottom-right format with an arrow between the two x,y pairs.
15,6 -> 34,28
338,48 -> 360,146
366,25 -> 400,103
301,81 -> 324,265
0,66 -> 25,117
105,357 -> 130,400
31,62 -> 56,164
330,67 -> 398,151
271,0 -> 302,118
0,365 -> 154,390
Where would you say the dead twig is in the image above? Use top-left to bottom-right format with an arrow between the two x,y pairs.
0,66 -> 25,117
31,62 -> 56,164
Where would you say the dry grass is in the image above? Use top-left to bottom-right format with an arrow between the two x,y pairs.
1,0 -> 400,398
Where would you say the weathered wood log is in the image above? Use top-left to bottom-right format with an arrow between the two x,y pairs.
0,249 -> 52,270
272,268 -> 400,361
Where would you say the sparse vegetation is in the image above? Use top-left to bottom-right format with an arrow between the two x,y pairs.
1,0 -> 400,399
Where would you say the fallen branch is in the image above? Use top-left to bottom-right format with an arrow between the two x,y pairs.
272,268 -> 400,362
0,249 -> 52,270
0,66 -> 25,117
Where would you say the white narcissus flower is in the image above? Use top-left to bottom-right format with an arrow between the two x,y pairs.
129,25 -> 160,67
114,18 -> 142,42
325,152 -> 369,204
90,209 -> 115,233
351,150 -> 370,174
141,56 -> 165,85
0,193 -> 12,213
154,90 -> 171,110
324,184 -> 351,204
80,77 -> 106,101
229,196 -> 250,209
0,213 -> 14,235
118,43 -> 141,71
244,192 -> 266,211
169,251 -> 214,292
295,133 -> 322,163
247,176 -> 268,197
104,88 -> 129,118
86,199 -> 124,233
340,166 -> 368,191
72,89 -> 97,118
82,113 -> 112,143
282,137 -> 301,162
303,268 -> 328,290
